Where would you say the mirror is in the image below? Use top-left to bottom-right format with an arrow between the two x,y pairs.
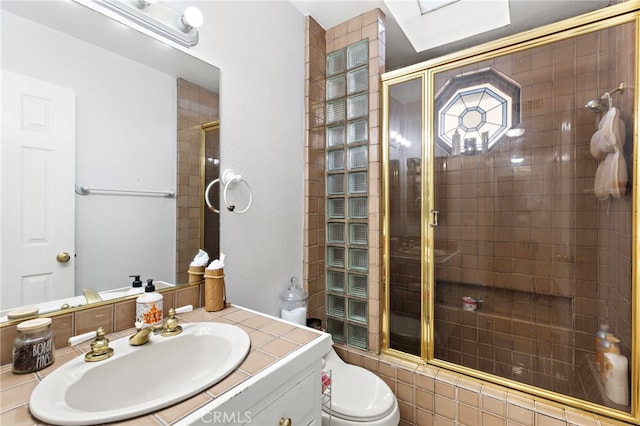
0,0 -> 220,319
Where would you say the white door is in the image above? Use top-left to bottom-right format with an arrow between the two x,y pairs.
1,70 -> 76,311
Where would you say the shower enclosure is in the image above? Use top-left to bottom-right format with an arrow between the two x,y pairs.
382,4 -> 638,423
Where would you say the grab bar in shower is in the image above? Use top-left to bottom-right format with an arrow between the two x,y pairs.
75,184 -> 175,198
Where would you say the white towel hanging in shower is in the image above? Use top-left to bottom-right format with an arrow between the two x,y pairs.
590,107 -> 625,160
592,105 -> 627,199
594,150 -> 627,200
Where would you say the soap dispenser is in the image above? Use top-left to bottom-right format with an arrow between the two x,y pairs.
136,279 -> 163,327
126,275 -> 144,296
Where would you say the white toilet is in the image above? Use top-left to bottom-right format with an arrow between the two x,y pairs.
321,346 -> 400,426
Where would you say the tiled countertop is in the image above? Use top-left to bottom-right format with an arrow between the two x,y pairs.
0,305 -> 325,425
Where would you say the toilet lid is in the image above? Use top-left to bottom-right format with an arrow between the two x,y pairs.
322,363 -> 396,422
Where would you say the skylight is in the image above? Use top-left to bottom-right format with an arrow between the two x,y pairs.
384,0 -> 511,53
417,0 -> 460,15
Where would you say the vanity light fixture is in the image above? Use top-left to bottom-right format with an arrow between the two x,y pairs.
96,0 -> 203,47
137,0 -> 157,7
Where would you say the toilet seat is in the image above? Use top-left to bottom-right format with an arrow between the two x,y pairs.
322,363 -> 396,422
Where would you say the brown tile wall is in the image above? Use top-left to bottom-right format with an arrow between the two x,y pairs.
203,127 -> 220,262
304,16 -> 328,325
176,79 -> 219,284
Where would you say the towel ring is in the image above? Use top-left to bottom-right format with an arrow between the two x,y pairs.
221,169 -> 253,214
204,178 -> 221,213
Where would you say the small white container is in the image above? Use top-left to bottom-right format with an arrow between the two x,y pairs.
280,277 -> 308,326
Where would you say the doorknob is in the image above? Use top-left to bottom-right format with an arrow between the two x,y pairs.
56,252 -> 71,263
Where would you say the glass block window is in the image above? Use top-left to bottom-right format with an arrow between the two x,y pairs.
327,124 -> 345,147
325,40 -> 369,350
327,75 -> 346,100
327,49 -> 346,77
347,120 -> 368,144
348,274 -> 367,298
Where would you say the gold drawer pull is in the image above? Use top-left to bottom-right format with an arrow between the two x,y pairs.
279,418 -> 292,426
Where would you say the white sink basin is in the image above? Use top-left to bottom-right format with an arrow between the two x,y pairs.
29,322 -> 251,425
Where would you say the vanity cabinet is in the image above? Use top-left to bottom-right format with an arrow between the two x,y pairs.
180,320 -> 331,426
237,367 -> 319,425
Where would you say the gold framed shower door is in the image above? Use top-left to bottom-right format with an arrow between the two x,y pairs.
382,2 -> 639,423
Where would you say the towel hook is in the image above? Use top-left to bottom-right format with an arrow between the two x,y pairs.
602,92 -> 612,109
600,82 -> 625,110
610,81 -> 625,96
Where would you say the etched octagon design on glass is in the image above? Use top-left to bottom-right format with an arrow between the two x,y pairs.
434,68 -> 521,155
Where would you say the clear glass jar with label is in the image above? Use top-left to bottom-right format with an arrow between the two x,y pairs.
12,317 -> 55,374
280,277 -> 308,326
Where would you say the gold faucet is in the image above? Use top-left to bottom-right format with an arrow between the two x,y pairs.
128,323 -> 163,346
82,288 -> 103,304
129,306 -> 191,346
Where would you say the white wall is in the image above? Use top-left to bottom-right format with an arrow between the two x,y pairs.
193,1 -> 307,317
1,12 -> 177,293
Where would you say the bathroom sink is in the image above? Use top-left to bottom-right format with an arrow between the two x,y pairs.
29,322 -> 251,425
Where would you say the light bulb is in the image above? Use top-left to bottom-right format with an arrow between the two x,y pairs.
180,6 -> 203,32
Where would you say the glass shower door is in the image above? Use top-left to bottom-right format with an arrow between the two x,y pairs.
429,19 -> 635,412
386,76 -> 423,357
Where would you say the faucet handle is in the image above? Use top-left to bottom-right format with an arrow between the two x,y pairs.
68,330 -> 98,347
161,305 -> 193,337
68,327 -> 114,362
174,304 -> 193,314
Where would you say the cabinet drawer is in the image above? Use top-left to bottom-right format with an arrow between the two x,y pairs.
247,371 -> 317,425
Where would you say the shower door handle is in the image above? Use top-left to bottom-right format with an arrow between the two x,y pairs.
430,209 -> 439,227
